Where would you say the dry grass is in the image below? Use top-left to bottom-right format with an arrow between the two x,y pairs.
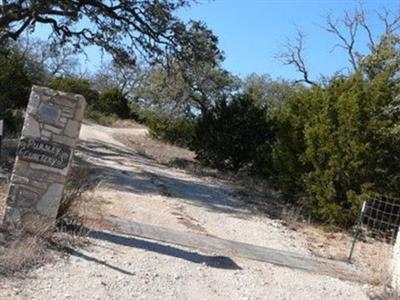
0,161 -> 101,278
298,225 -> 393,282
114,132 -> 196,166
111,119 -> 146,128
58,166 -> 93,221
57,163 -> 106,236
84,109 -> 119,126
0,183 -> 7,221
0,223 -> 53,277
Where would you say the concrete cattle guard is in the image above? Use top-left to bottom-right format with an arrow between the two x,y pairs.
2,86 -> 86,230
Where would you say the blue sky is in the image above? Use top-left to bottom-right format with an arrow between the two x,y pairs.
177,0 -> 399,80
32,0 -> 399,80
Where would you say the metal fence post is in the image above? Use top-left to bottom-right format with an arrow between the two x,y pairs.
348,200 -> 366,263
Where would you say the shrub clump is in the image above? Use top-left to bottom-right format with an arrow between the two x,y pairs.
95,87 -> 130,119
192,94 -> 270,170
141,110 -> 195,148
49,77 -> 99,106
84,108 -> 119,126
0,44 -> 33,134
269,72 -> 400,227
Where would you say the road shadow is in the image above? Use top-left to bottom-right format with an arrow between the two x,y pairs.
89,230 -> 242,270
74,140 -> 255,219
64,246 -> 136,276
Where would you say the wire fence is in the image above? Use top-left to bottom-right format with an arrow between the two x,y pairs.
349,194 -> 400,262
363,195 -> 400,242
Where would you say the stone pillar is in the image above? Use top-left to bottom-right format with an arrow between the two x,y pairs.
1,86 -> 86,231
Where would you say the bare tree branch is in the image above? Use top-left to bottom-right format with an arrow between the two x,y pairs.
278,30 -> 316,86
377,7 -> 400,35
323,6 -> 400,73
324,10 -> 361,71
19,36 -> 80,78
358,8 -> 376,50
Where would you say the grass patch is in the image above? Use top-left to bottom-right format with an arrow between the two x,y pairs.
0,222 -> 54,277
85,108 -> 119,126
57,164 -> 105,233
0,163 -> 98,278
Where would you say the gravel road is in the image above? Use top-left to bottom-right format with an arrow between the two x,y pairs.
0,123 -> 369,299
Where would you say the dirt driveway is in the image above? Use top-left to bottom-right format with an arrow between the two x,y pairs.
0,123 -> 369,299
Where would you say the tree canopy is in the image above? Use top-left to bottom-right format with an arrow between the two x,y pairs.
0,0 -> 220,67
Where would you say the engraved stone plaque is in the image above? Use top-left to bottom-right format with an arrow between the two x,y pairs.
18,137 -> 71,169
37,103 -> 61,125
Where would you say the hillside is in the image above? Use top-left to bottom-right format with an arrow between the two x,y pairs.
0,123 -> 381,299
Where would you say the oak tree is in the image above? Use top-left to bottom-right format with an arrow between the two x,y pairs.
0,1 -> 220,66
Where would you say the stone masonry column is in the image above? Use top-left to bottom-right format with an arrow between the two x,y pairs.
1,86 -> 86,231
